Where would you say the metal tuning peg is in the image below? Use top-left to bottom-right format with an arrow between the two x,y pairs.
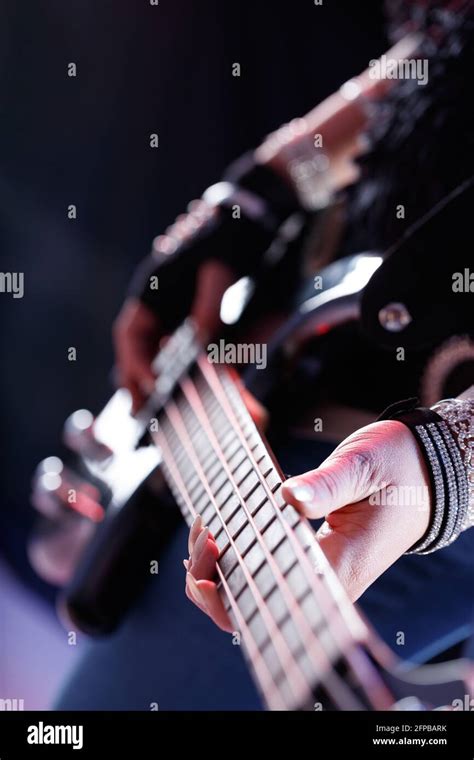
63,408 -> 112,462
31,456 -> 104,523
32,456 -> 67,518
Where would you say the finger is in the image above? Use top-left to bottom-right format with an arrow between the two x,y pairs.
282,452 -> 378,520
185,572 -> 209,615
113,299 -> 160,396
185,522 -> 233,631
126,353 -> 157,394
116,346 -> 157,406
191,579 -> 233,633
185,573 -> 232,632
188,515 -> 202,554
191,260 -> 236,339
190,528 -> 220,579
114,367 -> 146,415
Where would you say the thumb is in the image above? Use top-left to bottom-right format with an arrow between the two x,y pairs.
282,447 -> 381,520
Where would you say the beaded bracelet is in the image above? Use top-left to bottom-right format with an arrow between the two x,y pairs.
431,397 -> 474,534
377,397 -> 471,554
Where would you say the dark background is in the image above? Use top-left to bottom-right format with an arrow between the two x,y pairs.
0,0 -> 386,593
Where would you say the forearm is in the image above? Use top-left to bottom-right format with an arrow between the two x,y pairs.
255,33 -> 422,191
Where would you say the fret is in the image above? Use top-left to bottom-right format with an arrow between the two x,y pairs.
247,613 -> 273,650
207,467 -> 227,494
223,439 -> 242,463
280,501 -> 301,528
207,513 -> 223,538
244,484 -> 267,515
226,509 -> 248,539
240,471 -> 260,499
234,523 -> 257,555
218,491 -> 241,521
285,562 -> 310,600
187,480 -> 202,501
231,457 -> 252,484
220,428 -> 237,452
266,588 -> 290,627
213,529 -> 228,551
195,491 -> 210,514
264,468 -> 280,491
253,506 -> 276,534
223,563 -> 247,600
157,425 -> 290,711
260,642 -> 289,684
188,479 -> 205,502
300,592 -> 333,630
253,561 -> 278,599
240,540 -> 267,576
214,479 -> 234,508
237,585 -> 259,623
203,456 -> 221,481
200,501 -> 215,523
272,538 -> 300,576
156,354 -> 378,711
228,449 -> 247,472
280,616 -> 307,655
261,517 -> 287,554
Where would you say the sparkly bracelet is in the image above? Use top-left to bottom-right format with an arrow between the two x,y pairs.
431,397 -> 474,534
377,398 -> 470,554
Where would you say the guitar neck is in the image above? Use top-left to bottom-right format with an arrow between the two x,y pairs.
150,326 -> 393,710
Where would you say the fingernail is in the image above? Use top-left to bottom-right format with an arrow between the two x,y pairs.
186,572 -> 207,608
193,527 -> 209,562
188,515 -> 202,554
183,558 -> 190,570
284,481 -> 314,503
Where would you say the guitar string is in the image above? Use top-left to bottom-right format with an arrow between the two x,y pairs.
160,401 -> 314,709
198,359 -> 368,646
196,358 -> 394,708
158,406 -> 366,711
156,430 -> 287,710
152,331 -> 382,708
219,367 -> 393,710
176,374 -> 366,710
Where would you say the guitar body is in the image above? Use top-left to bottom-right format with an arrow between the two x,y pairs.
30,251 -> 472,710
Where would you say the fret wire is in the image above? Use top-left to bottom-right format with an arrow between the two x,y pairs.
208,365 -> 393,710
158,419 -> 310,710
176,376 -> 362,710
154,345 -> 375,709
205,362 -> 368,643
156,429 -> 286,711
195,359 -> 371,705
160,397 -> 314,709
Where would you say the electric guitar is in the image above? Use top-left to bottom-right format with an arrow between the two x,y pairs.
30,252 -> 472,710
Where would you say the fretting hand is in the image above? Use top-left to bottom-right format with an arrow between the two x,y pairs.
184,419 -> 431,630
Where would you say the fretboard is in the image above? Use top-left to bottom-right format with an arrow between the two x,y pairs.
153,352 -> 389,710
